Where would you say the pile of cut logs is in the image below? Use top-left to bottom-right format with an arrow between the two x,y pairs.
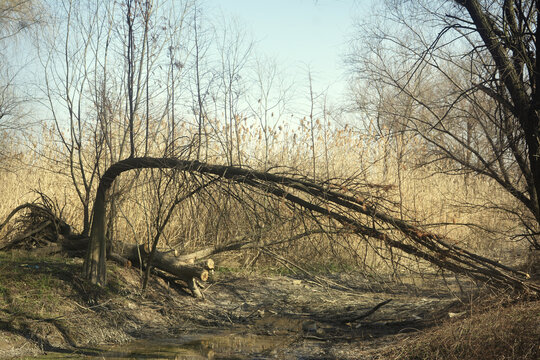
0,203 -> 215,298
121,244 -> 215,298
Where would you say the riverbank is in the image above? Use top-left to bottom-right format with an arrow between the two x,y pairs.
0,251 -> 538,359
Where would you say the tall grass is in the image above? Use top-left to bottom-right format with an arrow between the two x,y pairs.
0,116 -> 527,275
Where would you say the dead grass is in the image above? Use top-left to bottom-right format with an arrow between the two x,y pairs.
377,299 -> 540,360
0,125 -> 530,273
0,250 -> 174,354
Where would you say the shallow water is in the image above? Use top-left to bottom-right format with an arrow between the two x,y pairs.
37,332 -> 309,359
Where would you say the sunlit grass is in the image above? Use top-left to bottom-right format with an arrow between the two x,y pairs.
0,122 -> 527,273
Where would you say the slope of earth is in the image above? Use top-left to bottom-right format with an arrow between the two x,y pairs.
1,250 -> 534,359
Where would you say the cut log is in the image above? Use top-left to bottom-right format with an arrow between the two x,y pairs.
173,231 -> 323,264
58,237 -> 210,294
200,258 -> 214,271
135,244 -> 209,282
109,252 -> 131,267
175,240 -> 255,263
149,269 -> 205,299
58,237 -> 211,284
60,235 -> 90,251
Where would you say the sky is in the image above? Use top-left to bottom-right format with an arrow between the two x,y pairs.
204,0 -> 373,106
4,0 -> 377,125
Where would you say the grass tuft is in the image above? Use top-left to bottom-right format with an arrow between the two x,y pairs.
379,300 -> 540,360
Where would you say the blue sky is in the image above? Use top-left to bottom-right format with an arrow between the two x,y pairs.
205,0 -> 372,104
7,0 -> 375,123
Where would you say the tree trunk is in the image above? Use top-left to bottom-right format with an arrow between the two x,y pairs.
135,244 -> 209,282
83,184 -> 108,285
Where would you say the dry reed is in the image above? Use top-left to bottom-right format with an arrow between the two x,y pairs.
0,117 -> 528,275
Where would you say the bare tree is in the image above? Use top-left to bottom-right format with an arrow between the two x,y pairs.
189,5 -> 214,161
0,0 -> 43,41
214,18 -> 254,166
0,70 -> 27,162
0,0 -> 44,165
248,55 -> 292,170
35,0 -> 194,243
349,0 -> 540,249
81,155 -> 538,296
40,0 -> 114,235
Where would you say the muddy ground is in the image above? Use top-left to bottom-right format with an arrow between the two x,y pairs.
0,253 -> 474,359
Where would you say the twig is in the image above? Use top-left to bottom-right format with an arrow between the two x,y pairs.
0,220 -> 52,250
261,248 -> 356,292
344,299 -> 393,324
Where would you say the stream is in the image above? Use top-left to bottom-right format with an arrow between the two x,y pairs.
36,332 -> 322,359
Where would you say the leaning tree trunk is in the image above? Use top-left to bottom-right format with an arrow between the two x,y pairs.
83,157 -> 539,294
83,158 -> 205,285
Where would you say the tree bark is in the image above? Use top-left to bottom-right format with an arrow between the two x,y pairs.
83,184 -> 108,286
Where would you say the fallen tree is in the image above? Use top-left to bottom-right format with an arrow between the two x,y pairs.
0,202 -> 213,298
0,159 -> 536,294
82,157 -> 539,294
